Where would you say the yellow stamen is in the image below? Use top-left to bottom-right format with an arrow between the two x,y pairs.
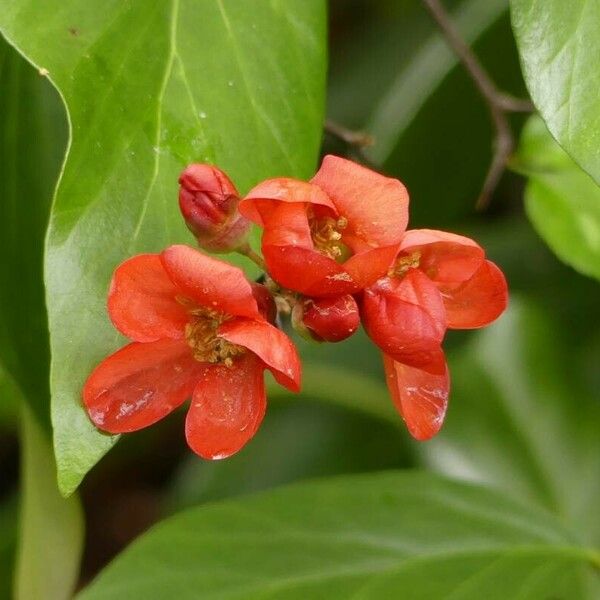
389,251 -> 421,278
179,303 -> 245,366
308,209 -> 348,260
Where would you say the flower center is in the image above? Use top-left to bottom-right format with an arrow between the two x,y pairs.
389,251 -> 421,278
308,208 -> 348,260
179,303 -> 245,366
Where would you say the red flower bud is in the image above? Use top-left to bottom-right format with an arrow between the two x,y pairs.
301,294 -> 360,342
179,164 -> 251,253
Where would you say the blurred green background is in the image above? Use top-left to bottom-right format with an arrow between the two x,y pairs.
0,0 -> 598,594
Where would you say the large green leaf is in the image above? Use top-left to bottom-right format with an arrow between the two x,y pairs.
513,116 -> 600,281
0,0 -> 326,495
511,0 -> 600,185
166,399 -> 406,512
422,298 -> 600,546
0,41 -> 82,595
0,36 -> 66,428
80,472 -> 598,599
15,405 -> 84,600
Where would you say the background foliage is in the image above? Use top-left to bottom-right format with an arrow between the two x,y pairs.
0,0 -> 598,598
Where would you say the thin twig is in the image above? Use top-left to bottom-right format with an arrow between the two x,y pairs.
324,120 -> 378,169
422,0 -> 534,210
324,119 -> 374,148
238,244 -> 266,271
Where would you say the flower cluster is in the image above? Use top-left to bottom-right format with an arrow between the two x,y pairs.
84,155 -> 507,458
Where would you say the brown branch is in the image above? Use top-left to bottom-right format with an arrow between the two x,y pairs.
324,119 -> 374,148
422,0 -> 534,210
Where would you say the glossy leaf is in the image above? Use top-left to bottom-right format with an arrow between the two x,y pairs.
0,37 -> 66,428
166,400 -> 407,512
511,0 -> 600,185
16,405 -> 84,600
0,0 -> 326,495
80,472 -> 598,599
422,298 -> 600,546
514,116 -> 600,281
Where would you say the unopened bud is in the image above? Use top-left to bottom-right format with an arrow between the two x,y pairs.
179,164 -> 251,253
300,295 -> 360,343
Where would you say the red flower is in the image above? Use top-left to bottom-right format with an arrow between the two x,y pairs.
83,245 -> 301,460
238,155 -> 409,296
362,229 -> 508,441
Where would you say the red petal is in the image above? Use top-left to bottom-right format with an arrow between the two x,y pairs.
440,260 -> 508,329
107,254 -> 189,342
251,283 -> 277,323
83,338 -> 202,433
263,245 -> 359,297
362,269 -> 446,368
383,351 -> 449,441
239,178 -> 335,225
400,229 -> 485,285
185,354 -> 266,459
217,318 -> 301,392
161,245 -> 261,319
261,202 -> 313,249
343,243 -> 400,288
311,155 -> 409,247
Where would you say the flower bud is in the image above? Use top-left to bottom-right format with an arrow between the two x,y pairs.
301,294 -> 360,342
178,164 -> 251,253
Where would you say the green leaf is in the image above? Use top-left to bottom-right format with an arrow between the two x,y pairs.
511,0 -> 600,185
513,116 -> 600,281
422,298 -> 600,547
0,494 -> 17,600
0,36 -> 67,428
16,404 -> 84,600
0,361 -> 19,428
79,472 -> 598,599
0,0 -> 326,495
166,398 -> 407,512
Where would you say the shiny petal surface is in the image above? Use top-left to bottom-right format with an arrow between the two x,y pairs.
383,351 -> 449,441
161,245 -> 261,319
302,295 -> 360,342
363,269 -> 446,367
185,354 -> 266,459
83,338 -> 202,433
440,260 -> 508,329
343,244 -> 400,288
108,254 -> 189,342
240,178 -> 335,225
218,319 -> 301,392
263,245 -> 359,297
311,155 -> 409,247
400,229 -> 485,284
261,202 -> 313,249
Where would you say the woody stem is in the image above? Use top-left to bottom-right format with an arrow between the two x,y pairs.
324,119 -> 374,148
421,0 -> 534,210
